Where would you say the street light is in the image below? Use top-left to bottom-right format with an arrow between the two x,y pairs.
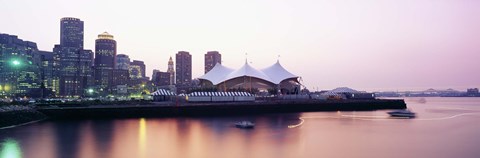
11,59 -> 21,67
9,59 -> 22,97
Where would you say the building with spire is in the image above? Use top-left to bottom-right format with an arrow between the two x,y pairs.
167,56 -> 175,85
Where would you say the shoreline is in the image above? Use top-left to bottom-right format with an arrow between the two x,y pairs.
0,108 -> 48,129
38,99 -> 406,119
1,99 -> 406,128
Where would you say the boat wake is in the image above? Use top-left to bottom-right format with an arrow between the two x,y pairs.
287,110 -> 480,128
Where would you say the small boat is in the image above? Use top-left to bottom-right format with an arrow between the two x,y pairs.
235,121 -> 255,128
388,109 -> 416,118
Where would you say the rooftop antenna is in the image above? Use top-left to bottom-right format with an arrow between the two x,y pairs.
245,52 -> 248,63
277,55 -> 281,62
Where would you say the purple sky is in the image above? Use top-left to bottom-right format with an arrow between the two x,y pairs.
1,0 -> 479,91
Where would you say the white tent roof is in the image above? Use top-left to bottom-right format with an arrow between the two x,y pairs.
223,61 -> 272,83
198,60 -> 299,85
260,60 -> 298,84
198,63 -> 235,85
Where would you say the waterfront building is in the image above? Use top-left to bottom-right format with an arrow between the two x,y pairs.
0,34 -> 42,97
198,60 -> 300,93
94,32 -> 117,93
175,51 -> 192,86
167,56 -> 175,85
204,51 -> 221,74
55,17 -> 93,97
116,54 -> 130,70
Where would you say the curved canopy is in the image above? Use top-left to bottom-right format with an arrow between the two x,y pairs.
198,60 -> 299,85
223,61 -> 272,83
260,60 -> 298,84
198,63 -> 235,85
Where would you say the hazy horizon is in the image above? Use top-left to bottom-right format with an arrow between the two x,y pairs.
1,0 -> 479,92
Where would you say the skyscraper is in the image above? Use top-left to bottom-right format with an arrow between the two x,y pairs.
60,17 -> 84,49
54,17 -> 93,97
175,51 -> 192,86
204,51 -> 221,74
94,32 -> 117,92
167,56 -> 175,85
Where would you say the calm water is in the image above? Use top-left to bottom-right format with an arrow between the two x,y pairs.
1,97 -> 480,158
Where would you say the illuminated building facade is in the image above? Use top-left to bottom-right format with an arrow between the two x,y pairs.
60,17 -> 84,49
55,17 -> 93,97
94,32 -> 117,93
0,33 -> 42,97
38,50 -> 58,96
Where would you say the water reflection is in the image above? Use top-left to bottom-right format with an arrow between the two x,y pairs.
0,138 -> 22,158
2,98 -> 479,158
53,121 -> 81,158
138,118 -> 146,158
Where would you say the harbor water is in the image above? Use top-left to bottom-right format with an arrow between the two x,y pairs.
1,97 -> 480,158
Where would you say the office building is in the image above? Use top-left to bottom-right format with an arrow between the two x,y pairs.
60,17 -> 84,49
204,51 -> 221,74
175,51 -> 192,86
94,32 -> 116,92
55,17 -> 93,97
152,69 -> 160,83
116,54 -> 130,70
112,69 -> 130,86
152,71 -> 170,86
0,34 -> 42,97
130,60 -> 146,79
54,45 -> 94,97
38,50 -> 58,96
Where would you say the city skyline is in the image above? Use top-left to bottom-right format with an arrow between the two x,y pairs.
2,0 -> 480,91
